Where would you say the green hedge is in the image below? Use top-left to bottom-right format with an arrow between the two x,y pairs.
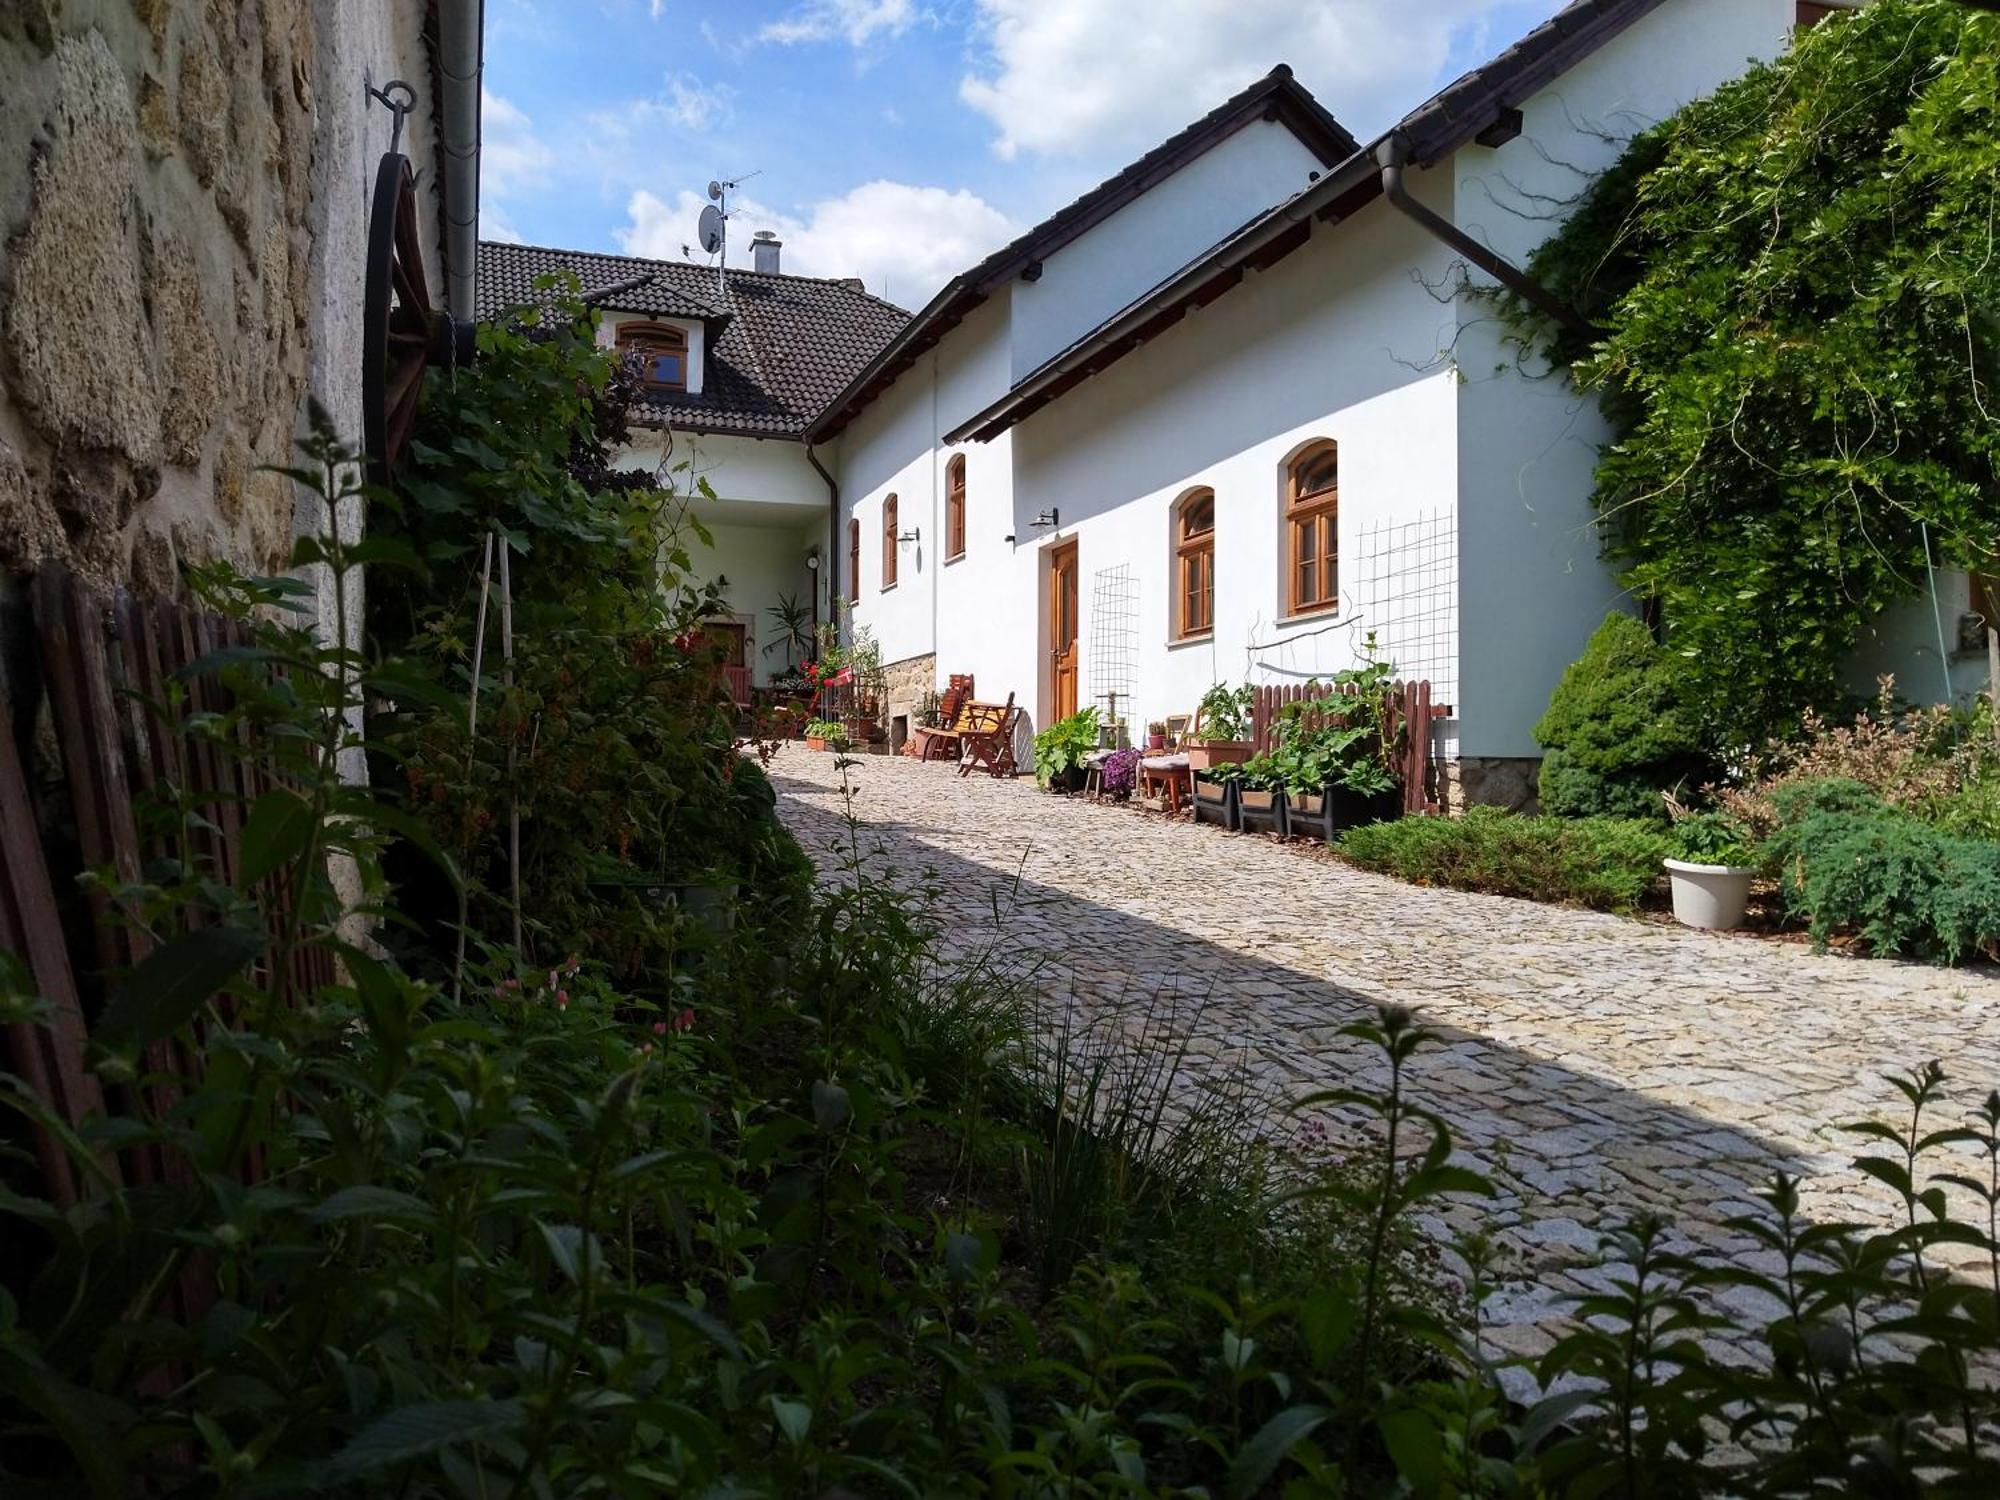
1533,614 -> 1709,821
1337,807 -> 1670,911
1767,778 -> 2000,964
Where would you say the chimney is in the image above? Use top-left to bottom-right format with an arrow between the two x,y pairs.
750,230 -> 781,274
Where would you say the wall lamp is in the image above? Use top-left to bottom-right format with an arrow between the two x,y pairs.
897,526 -> 921,544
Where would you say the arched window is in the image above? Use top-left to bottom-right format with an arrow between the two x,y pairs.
882,494 -> 899,589
1174,488 -> 1215,639
1285,441 -> 1338,616
615,321 -> 687,393
944,454 -> 967,561
847,518 -> 860,603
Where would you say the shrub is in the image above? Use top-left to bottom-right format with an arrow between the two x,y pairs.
1765,778 -> 2000,964
1668,809 -> 1757,867
1534,614 -> 1709,820
1717,679 -> 1998,839
1338,806 -> 1670,911
1033,706 -> 1100,787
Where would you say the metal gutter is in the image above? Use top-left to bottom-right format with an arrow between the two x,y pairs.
436,0 -> 483,322
1375,134 -> 1593,336
806,442 -> 840,624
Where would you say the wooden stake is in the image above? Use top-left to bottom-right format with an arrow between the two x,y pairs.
452,531 -> 496,1003
499,540 -> 522,957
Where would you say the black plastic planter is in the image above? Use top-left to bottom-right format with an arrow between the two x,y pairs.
1282,784 -> 1401,843
1191,772 -> 1239,830
1235,784 -> 1287,836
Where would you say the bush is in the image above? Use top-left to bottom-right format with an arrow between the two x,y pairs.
1338,806 -> 1670,911
1765,778 -> 2000,964
1033,706 -> 1100,787
1534,614 -> 1709,820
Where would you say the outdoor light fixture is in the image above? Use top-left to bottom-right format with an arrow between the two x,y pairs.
898,526 -> 921,544
1030,508 -> 1060,530
805,552 -> 820,571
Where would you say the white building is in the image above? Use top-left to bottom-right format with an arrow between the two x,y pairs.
481,0 -> 1981,806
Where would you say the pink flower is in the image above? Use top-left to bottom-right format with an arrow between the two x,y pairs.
547,969 -> 559,990
639,1042 -> 654,1056
671,1007 -> 696,1034
651,1020 -> 667,1035
565,955 -> 581,975
501,978 -> 521,992
556,988 -> 569,1007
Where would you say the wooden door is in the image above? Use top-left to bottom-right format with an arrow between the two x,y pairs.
700,621 -> 748,666
1048,539 -> 1079,721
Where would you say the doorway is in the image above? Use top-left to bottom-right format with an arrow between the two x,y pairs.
1047,538 -> 1079,722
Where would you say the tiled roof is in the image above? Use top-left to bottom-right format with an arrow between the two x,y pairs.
943,0 -> 1672,444
477,241 -> 910,439
806,64 -> 1357,442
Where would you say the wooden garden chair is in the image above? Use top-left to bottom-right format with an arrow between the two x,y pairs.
957,694 -> 1020,778
1138,711 -> 1195,813
912,673 -> 975,761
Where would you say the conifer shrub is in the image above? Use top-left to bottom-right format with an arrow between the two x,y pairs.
1533,613 -> 1709,821
1765,778 -> 2000,964
1337,806 -> 1670,911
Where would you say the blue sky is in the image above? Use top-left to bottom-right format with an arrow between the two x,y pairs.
482,0 -> 1570,308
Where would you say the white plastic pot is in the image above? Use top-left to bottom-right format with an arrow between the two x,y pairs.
1663,858 -> 1755,931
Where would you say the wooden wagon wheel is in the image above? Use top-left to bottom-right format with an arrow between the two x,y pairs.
363,150 -> 439,485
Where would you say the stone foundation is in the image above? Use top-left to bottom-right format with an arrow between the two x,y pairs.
1438,756 -> 1542,815
878,651 -> 936,754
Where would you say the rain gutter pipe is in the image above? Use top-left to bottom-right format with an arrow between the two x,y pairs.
437,0 -> 484,323
1376,133 -> 1594,338
807,443 -> 840,633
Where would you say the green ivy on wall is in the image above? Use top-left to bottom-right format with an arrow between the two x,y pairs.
1504,0 -> 2000,749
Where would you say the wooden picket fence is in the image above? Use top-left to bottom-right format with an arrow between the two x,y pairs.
0,567 -> 333,1213
1248,679 -> 1452,816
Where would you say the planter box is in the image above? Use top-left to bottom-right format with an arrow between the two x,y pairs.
1664,859 -> 1755,930
1191,772 -> 1239,831
1236,784 -> 1287,836
1185,739 -> 1253,772
1043,766 -> 1088,796
1283,784 -> 1401,843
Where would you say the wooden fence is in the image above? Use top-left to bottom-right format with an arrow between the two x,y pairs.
1248,679 -> 1452,816
1,567 -> 331,1213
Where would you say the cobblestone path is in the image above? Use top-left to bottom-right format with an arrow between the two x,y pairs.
771,750 -> 2000,1360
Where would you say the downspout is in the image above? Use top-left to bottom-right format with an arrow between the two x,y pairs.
807,442 -> 839,643
436,0 -> 484,322
1376,133 -> 1594,338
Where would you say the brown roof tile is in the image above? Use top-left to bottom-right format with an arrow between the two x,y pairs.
477,241 -> 910,439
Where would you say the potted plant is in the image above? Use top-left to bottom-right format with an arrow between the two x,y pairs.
1186,683 -> 1255,770
1101,747 -> 1142,802
1663,810 -> 1759,930
1227,754 -> 1289,835
1191,765 -> 1239,830
1033,707 -> 1101,793
802,716 -> 845,752
1272,655 -> 1405,841
1146,720 -> 1168,751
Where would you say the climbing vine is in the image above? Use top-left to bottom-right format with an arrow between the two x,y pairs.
1506,0 -> 2000,747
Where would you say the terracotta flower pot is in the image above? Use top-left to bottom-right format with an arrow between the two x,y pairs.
1185,739 -> 1253,772
805,735 -> 830,752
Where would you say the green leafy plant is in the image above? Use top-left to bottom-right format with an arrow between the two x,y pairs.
1195,683 -> 1255,743
762,591 -> 815,669
1668,809 -> 1757,868
1033,707 -> 1101,788
1765,778 -> 2000,963
1339,807 -> 1670,911
1503,1 -> 2000,746
1535,613 -> 1709,821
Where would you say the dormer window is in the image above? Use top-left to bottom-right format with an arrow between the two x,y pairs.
616,321 -> 688,394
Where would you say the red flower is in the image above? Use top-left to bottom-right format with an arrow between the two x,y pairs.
671,1007 -> 696,1034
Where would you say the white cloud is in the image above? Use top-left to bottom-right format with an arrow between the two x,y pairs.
759,0 -> 916,47
959,0 -> 1552,161
481,203 -> 526,244
615,180 -> 1017,306
481,88 -> 554,197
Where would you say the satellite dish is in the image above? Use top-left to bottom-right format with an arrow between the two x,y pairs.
707,180 -> 723,202
697,204 -> 724,255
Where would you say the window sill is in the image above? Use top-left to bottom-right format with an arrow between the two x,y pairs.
1167,631 -> 1214,651
880,583 -> 898,594
1276,605 -> 1339,627
943,551 -> 966,567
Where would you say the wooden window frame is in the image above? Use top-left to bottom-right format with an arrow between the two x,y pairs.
847,518 -> 861,604
615,320 -> 688,394
1173,488 -> 1215,641
1285,441 -> 1339,618
944,455 -> 967,562
881,494 -> 899,590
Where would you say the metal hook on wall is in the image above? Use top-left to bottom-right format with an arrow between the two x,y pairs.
368,78 -> 418,157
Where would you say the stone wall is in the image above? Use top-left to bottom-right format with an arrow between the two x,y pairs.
880,650 -> 936,753
1438,755 -> 1542,815
0,1 -> 441,597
